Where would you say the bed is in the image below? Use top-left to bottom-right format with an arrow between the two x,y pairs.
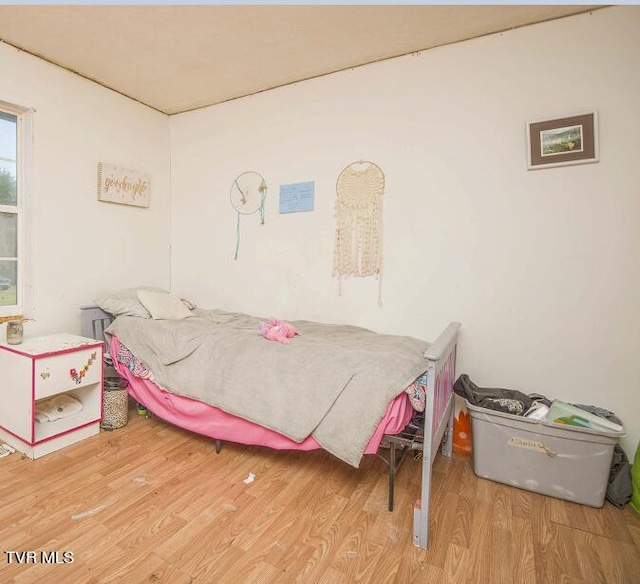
81,297 -> 459,550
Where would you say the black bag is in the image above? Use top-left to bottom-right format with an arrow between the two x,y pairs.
453,374 -> 534,416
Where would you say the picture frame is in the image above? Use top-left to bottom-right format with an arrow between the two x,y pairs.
527,112 -> 598,170
97,162 -> 150,207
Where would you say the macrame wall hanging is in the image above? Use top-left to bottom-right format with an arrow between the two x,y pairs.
230,171 -> 267,260
332,160 -> 385,301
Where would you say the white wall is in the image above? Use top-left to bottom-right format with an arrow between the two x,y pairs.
170,7 -> 640,456
0,42 -> 171,336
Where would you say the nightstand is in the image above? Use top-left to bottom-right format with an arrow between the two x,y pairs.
0,333 -> 103,459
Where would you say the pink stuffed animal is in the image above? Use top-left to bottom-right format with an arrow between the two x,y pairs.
259,318 -> 300,345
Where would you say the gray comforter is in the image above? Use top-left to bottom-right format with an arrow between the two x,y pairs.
106,309 -> 429,467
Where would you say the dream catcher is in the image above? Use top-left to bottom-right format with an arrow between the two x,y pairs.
333,160 -> 385,286
230,171 -> 268,260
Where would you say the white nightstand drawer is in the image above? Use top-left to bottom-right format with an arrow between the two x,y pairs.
35,347 -> 102,399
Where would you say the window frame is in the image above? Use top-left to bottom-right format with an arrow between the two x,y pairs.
0,99 -> 31,319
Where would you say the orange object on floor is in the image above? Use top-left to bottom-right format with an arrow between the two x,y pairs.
453,408 -> 472,456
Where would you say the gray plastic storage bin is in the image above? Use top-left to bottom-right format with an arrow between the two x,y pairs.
466,401 -> 624,507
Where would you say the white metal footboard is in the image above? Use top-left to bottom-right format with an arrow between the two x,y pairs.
414,321 -> 460,549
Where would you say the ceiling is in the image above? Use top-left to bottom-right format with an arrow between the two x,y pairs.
0,5 -> 598,116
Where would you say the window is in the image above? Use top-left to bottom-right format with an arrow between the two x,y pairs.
0,101 -> 29,317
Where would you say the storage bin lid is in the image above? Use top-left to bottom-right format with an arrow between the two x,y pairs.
465,400 -> 625,440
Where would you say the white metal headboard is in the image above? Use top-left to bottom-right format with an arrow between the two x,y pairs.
80,305 -> 114,342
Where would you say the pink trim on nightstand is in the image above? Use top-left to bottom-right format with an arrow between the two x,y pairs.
2,340 -> 103,359
31,356 -> 36,444
34,419 -> 101,445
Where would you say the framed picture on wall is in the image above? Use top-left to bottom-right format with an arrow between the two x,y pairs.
527,112 -> 598,170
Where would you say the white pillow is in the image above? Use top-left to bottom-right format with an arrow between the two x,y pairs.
95,286 -> 167,318
137,290 -> 192,320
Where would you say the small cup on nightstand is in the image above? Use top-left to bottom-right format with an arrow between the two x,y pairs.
6,320 -> 24,345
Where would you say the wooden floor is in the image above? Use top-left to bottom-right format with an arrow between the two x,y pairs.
1,406 -> 639,584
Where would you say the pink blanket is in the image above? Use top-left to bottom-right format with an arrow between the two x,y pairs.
111,336 -> 412,454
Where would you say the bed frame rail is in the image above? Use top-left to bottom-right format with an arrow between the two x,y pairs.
414,321 -> 460,549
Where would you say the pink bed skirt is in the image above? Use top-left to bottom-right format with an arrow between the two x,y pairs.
110,336 -> 413,455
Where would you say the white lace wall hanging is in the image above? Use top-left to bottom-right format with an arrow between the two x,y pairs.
332,160 -> 385,301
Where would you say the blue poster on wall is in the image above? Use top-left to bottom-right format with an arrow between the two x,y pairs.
279,181 -> 315,214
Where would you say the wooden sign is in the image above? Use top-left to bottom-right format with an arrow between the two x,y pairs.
97,163 -> 150,208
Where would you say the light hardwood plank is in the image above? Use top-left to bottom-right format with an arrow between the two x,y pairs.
1,407 -> 638,584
